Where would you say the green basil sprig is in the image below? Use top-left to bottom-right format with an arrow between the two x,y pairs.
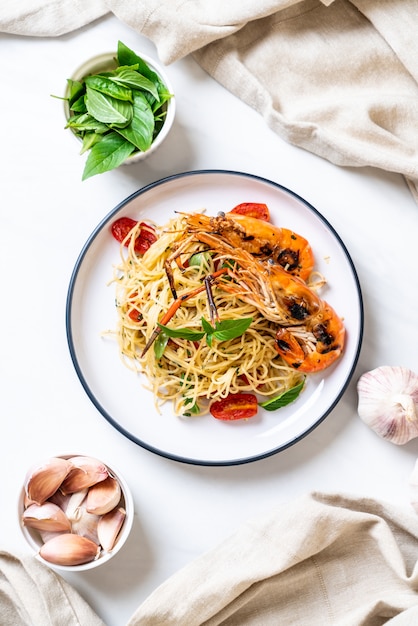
154,316 -> 253,358
61,41 -> 173,180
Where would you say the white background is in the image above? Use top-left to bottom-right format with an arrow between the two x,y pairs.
2,14 -> 418,625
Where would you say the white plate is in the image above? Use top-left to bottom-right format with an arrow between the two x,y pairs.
66,170 -> 363,466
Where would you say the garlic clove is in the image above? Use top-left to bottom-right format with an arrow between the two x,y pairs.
357,366 -> 418,445
38,529 -> 67,545
39,533 -> 100,566
24,457 -> 73,505
64,489 -> 88,520
60,456 -> 109,494
70,504 -> 100,545
86,476 -> 121,515
22,502 -> 72,533
98,507 -> 126,552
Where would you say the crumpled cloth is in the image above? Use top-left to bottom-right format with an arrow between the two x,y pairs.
3,492 -> 418,625
2,0 -> 418,203
0,550 -> 105,626
126,491 -> 418,625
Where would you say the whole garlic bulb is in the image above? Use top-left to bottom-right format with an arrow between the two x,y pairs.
357,365 -> 418,445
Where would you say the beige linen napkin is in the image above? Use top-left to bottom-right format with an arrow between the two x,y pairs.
127,491 -> 418,625
2,0 -> 418,202
0,550 -> 105,625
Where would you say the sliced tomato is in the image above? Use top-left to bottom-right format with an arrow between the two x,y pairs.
210,393 -> 258,420
111,217 -> 157,255
230,203 -> 270,221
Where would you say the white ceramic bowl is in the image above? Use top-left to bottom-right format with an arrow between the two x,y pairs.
64,51 -> 175,165
19,454 -> 134,572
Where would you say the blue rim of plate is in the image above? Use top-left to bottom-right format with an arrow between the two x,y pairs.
66,169 -> 364,466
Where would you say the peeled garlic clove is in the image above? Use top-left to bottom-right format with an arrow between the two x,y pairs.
60,456 -> 109,494
357,366 -> 418,445
24,457 -> 73,505
65,489 -> 88,519
70,504 -> 100,545
98,507 -> 126,552
39,533 -> 100,566
22,502 -> 71,533
86,476 -> 121,515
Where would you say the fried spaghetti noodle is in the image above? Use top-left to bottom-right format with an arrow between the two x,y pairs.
109,214 -> 306,417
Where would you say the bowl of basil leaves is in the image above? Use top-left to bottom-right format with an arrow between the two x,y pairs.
63,41 -> 175,181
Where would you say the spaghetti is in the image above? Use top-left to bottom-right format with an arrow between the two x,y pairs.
109,214 -> 304,417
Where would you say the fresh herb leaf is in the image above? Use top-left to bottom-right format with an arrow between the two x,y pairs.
82,132 -> 135,180
117,41 -> 161,84
85,74 -> 133,102
154,331 -> 169,359
207,317 -> 253,343
70,95 -> 87,113
111,67 -> 160,101
259,378 -> 305,411
113,91 -> 154,151
157,324 -> 206,341
65,113 -> 108,134
157,316 -> 252,351
67,79 -> 85,107
80,132 -> 104,155
85,86 -> 133,127
183,397 -> 200,416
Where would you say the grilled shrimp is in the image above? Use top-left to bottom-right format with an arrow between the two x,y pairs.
184,211 -> 314,281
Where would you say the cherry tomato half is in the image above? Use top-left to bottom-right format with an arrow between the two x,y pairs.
230,203 -> 270,221
210,393 -> 258,420
111,217 -> 157,255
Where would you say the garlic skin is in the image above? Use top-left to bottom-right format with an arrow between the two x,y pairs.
98,507 -> 126,552
22,503 -> 71,533
39,533 -> 100,566
86,476 -> 121,515
357,366 -> 418,445
24,458 -> 72,505
60,456 -> 109,494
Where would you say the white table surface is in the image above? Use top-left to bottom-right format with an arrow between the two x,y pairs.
2,14 -> 418,626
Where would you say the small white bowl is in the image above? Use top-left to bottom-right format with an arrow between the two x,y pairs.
19,454 -> 134,572
64,50 -> 175,165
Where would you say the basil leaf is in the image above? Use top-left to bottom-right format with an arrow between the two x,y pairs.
183,399 -> 200,416
154,331 -> 169,359
80,132 -> 103,155
113,91 -> 154,152
82,132 -> 135,180
85,86 -> 132,127
201,317 -> 214,334
117,41 -> 161,84
66,113 -> 108,133
67,79 -> 85,107
259,379 -> 305,411
212,317 -> 253,342
111,68 -> 160,101
70,95 -> 87,113
85,75 -> 133,102
157,323 -> 205,341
